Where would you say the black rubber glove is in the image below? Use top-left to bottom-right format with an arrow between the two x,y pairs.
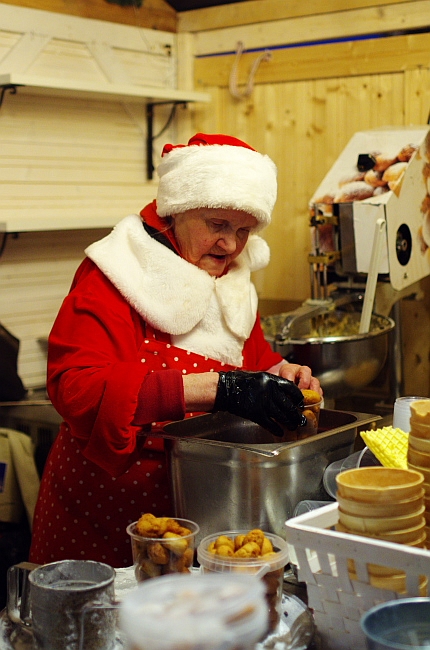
213,370 -> 307,437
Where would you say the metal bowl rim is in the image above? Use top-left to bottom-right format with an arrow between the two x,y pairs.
277,313 -> 395,345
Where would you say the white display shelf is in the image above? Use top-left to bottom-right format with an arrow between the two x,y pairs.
0,72 -> 211,105
0,214 -> 121,233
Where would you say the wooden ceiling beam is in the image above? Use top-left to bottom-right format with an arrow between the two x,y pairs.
0,0 -> 178,32
178,0 -> 419,33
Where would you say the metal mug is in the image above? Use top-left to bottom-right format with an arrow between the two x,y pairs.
7,559 -> 117,650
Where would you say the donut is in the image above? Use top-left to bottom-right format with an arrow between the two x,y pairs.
373,185 -> 390,196
334,181 -> 374,203
424,132 -> 430,161
338,171 -> 366,186
382,161 -> 408,188
422,215 -> 430,248
397,143 -> 418,162
364,169 -> 386,187
421,193 -> 430,217
371,152 -> 398,172
313,193 -> 335,205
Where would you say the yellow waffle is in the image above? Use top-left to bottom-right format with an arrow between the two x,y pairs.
360,426 -> 409,469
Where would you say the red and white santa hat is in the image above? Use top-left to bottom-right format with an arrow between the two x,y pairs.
156,133 -> 277,230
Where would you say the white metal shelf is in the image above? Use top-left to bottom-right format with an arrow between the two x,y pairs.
0,72 -> 211,104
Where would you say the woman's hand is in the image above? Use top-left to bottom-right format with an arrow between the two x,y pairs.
213,370 -> 306,437
277,362 -> 323,396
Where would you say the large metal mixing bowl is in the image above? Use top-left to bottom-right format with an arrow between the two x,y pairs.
262,310 -> 395,400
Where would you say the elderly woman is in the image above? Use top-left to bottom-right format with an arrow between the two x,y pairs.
29,133 -> 321,568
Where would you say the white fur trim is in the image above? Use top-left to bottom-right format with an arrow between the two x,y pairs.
85,215 -> 270,365
156,144 -> 277,230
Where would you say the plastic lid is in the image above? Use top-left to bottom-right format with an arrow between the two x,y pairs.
119,573 -> 268,650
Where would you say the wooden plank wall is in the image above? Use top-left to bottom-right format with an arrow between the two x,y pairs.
0,3 -> 180,388
0,87 -> 178,387
0,229 -> 110,387
0,89 -> 171,388
179,0 -> 430,397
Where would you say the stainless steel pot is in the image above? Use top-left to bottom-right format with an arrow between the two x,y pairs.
263,310 -> 395,400
162,409 -> 378,543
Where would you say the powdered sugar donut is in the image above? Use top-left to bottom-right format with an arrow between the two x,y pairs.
338,171 -> 366,186
371,152 -> 398,172
382,161 -> 408,189
423,215 -> 430,248
364,169 -> 386,187
397,143 -> 418,162
373,185 -> 390,196
334,181 -> 374,203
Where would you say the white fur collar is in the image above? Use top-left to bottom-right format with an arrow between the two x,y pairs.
85,214 -> 270,365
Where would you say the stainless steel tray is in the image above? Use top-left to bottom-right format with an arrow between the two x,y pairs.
162,410 -> 380,541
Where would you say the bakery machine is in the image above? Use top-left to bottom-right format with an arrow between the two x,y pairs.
263,126 -> 430,409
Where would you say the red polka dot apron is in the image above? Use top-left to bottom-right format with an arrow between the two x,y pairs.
30,336 -> 236,568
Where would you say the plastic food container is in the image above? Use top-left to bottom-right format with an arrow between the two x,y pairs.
197,530 -> 289,632
298,397 -> 323,439
126,518 -> 199,582
393,397 -> 428,433
119,572 -> 268,650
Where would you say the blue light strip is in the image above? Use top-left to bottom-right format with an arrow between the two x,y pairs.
196,25 -> 430,58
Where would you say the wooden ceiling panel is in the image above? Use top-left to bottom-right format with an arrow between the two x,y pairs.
166,0 -> 247,10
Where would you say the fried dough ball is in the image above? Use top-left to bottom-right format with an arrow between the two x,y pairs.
207,541 -> 217,553
167,547 -> 194,573
242,529 -> 265,550
136,513 -> 168,538
303,409 -> 318,428
176,525 -> 192,536
163,532 -> 189,556
163,518 -> 184,535
147,541 -> 170,565
234,534 -> 246,550
214,535 -> 235,551
216,545 -> 235,557
234,542 -> 261,558
301,389 -> 322,406
182,546 -> 194,568
261,537 -> 274,555
136,557 -> 162,579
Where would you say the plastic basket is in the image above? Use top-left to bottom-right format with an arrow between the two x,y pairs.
285,502 -> 430,650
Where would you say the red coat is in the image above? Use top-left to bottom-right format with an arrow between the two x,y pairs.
30,217 -> 283,568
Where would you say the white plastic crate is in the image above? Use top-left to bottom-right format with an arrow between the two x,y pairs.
285,502 -> 430,650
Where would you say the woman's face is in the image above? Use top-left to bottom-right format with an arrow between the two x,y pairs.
171,208 -> 258,277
